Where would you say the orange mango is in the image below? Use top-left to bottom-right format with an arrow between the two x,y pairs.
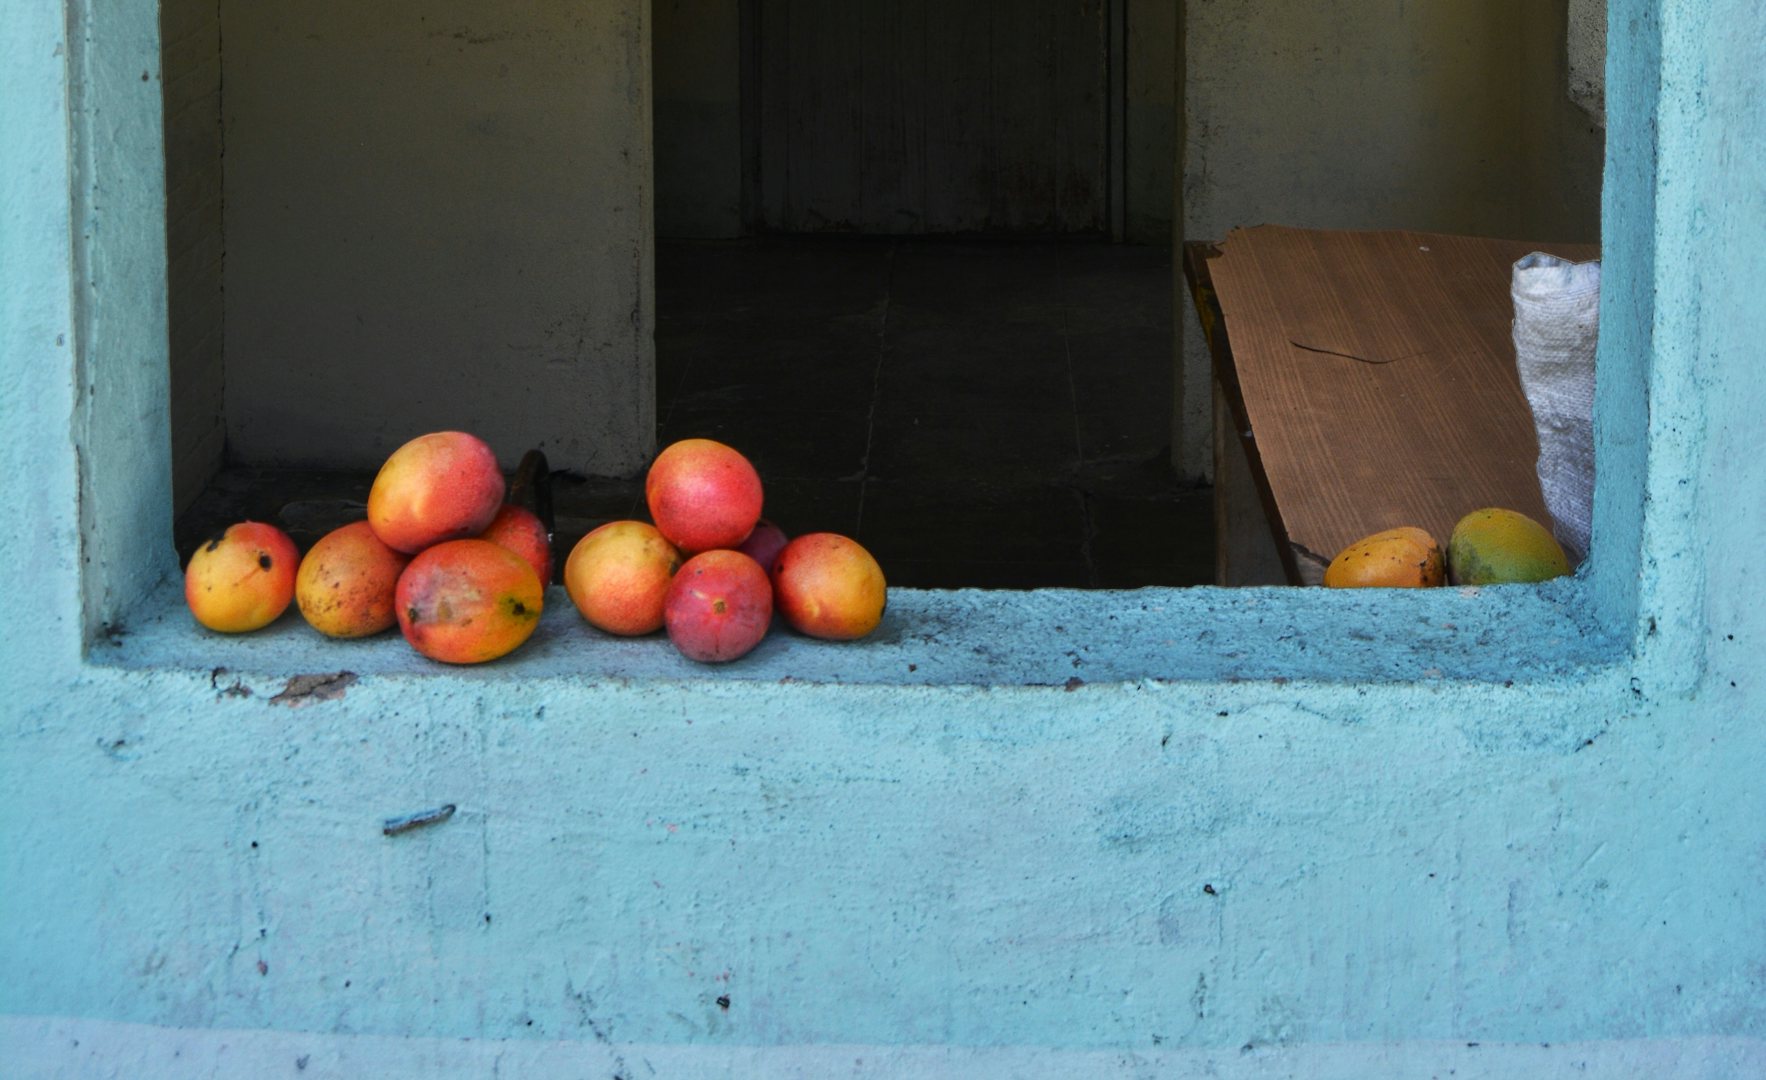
184,521 -> 300,632
1323,526 -> 1445,589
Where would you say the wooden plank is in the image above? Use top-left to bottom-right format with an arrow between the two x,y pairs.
1200,226 -> 1599,572
1184,241 -> 1301,583
1215,379 -> 1291,586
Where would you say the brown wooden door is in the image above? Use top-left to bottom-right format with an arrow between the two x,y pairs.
753,0 -> 1111,234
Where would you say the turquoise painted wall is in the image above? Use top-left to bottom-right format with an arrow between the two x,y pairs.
2,1 -> 1762,1075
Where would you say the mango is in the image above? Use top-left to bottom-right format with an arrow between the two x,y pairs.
184,521 -> 300,632
1323,526 -> 1444,588
664,549 -> 773,662
735,518 -> 790,572
563,520 -> 682,636
771,533 -> 887,640
395,539 -> 543,663
368,431 -> 506,554
478,503 -> 554,586
1447,508 -> 1571,585
645,438 -> 764,554
295,520 -> 411,638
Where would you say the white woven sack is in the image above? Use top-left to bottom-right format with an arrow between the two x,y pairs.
1511,252 -> 1600,564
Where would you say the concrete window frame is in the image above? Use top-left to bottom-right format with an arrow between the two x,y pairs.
53,0 -> 1674,705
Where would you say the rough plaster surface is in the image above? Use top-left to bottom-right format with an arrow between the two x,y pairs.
9,1018 -> 1764,1079
220,1 -> 655,477
64,0 -> 181,642
6,646 -> 1760,1051
0,0 -> 85,672
1568,0 -> 1607,125
1175,0 -> 1605,480
3,0 -> 1764,1075
101,574 -> 1621,688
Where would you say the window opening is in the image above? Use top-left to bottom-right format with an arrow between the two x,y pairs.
130,2 -> 1631,684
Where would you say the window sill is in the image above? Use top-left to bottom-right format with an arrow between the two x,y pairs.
96,574 -> 1625,690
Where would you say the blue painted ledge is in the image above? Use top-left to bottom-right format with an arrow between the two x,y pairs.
100,574 -> 1623,690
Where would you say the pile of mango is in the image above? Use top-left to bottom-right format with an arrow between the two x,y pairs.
1323,508 -> 1571,589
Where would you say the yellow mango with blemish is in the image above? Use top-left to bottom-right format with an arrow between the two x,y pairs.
1323,526 -> 1445,588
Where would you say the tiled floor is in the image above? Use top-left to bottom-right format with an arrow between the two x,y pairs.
178,238 -> 1212,589
649,237 -> 1209,589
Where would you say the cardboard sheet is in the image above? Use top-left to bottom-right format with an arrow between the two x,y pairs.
1202,225 -> 1600,576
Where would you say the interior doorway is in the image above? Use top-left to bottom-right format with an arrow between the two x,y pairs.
746,0 -> 1114,236
647,1 -> 1194,589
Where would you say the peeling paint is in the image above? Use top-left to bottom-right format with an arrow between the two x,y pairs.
268,671 -> 357,707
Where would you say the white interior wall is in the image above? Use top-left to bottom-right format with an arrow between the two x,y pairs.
160,0 -> 225,512
219,1 -> 655,477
